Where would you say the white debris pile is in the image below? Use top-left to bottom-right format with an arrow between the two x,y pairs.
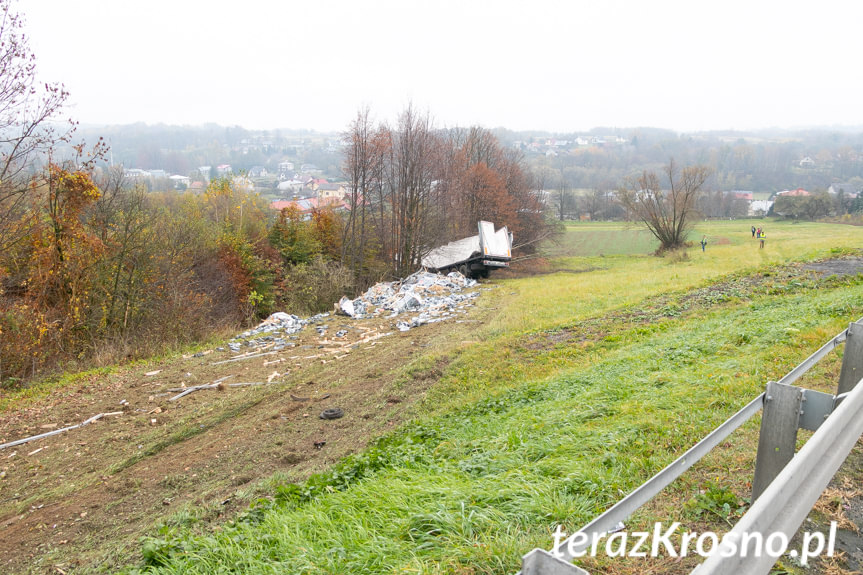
228,312 -> 329,351
337,270 -> 480,330
229,271 -> 480,349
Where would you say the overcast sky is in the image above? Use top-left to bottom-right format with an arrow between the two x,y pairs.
21,0 -> 863,134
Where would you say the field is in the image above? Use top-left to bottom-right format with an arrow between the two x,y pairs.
2,219 -> 863,574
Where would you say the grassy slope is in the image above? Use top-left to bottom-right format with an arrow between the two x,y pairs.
116,221 -> 863,573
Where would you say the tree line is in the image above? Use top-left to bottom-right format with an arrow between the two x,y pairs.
0,5 -> 548,388
341,107 -> 546,284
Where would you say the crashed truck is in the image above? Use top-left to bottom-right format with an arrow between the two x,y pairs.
421,221 -> 512,279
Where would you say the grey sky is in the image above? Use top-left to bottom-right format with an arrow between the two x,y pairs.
22,0 -> 863,134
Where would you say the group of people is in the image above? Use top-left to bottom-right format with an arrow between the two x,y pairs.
751,225 -> 766,248
699,225 -> 768,253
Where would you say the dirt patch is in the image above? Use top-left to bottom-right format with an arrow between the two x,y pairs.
804,256 -> 863,278
0,304 -> 486,574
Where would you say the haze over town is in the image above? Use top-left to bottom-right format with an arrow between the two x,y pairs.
23,0 -> 863,134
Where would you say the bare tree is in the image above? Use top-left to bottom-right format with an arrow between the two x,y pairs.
554,175 -> 572,221
618,158 -> 711,251
341,107 -> 386,281
0,0 -> 74,253
386,106 -> 444,278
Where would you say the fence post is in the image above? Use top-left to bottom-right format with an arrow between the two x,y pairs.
751,381 -> 803,501
521,549 -> 589,575
837,321 -> 863,396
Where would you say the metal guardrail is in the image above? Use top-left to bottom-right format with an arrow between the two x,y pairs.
695,372 -> 863,574
520,318 -> 863,575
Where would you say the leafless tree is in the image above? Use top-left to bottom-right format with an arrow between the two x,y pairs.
386,105 -> 444,278
618,158 -> 711,251
341,107 -> 386,281
553,175 -> 572,221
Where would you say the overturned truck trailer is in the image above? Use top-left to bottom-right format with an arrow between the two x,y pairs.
421,221 -> 512,279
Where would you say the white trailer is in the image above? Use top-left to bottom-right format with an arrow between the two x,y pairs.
421,221 -> 512,279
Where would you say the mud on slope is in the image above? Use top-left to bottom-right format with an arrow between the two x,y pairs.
0,290 -> 494,574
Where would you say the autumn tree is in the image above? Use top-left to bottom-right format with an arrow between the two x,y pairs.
88,167 -> 159,336
0,0 -> 74,254
618,159 -> 711,252
269,206 -> 321,265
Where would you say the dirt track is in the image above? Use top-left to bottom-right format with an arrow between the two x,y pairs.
0,307 -> 490,574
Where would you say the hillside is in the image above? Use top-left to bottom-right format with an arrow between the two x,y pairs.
2,220 -> 863,574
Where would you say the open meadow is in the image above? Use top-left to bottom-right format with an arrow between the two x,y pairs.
2,219 -> 863,575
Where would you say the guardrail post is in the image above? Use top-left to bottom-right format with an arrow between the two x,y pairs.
751,381 -> 803,501
521,549 -> 590,575
837,321 -> 863,395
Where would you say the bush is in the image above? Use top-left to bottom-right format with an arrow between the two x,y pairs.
280,257 -> 354,315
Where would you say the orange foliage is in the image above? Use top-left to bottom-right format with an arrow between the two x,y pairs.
310,207 -> 342,259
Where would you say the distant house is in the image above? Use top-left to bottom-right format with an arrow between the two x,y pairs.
248,166 -> 269,178
169,174 -> 190,190
277,179 -> 306,195
775,188 -> 810,197
124,168 -> 150,180
270,198 -> 319,215
232,175 -> 255,193
316,183 -> 347,206
278,161 -> 294,177
799,156 -> 815,168
749,200 -> 774,217
730,191 -> 754,201
828,183 -> 861,198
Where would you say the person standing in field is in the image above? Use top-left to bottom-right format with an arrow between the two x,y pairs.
700,235 -> 707,252
759,230 -> 765,249
751,225 -> 756,238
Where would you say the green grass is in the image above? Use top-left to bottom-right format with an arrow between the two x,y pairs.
125,281 -> 863,574
111,220 -> 863,574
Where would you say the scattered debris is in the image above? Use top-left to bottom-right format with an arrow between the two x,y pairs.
319,408 -> 344,420
211,351 -> 278,365
166,376 -> 286,401
168,376 -> 233,401
313,441 -> 326,449
144,370 -> 162,377
290,394 -> 310,402
0,412 -> 124,451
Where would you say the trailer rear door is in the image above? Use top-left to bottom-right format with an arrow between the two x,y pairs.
478,221 -> 511,259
